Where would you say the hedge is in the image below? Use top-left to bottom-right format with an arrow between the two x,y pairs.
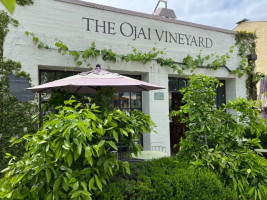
95,157 -> 236,200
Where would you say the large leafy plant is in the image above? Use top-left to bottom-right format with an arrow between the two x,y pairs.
0,60 -> 38,171
0,98 -> 155,199
172,75 -> 267,200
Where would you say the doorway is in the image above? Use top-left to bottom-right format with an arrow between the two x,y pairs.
168,78 -> 226,155
169,78 -> 188,156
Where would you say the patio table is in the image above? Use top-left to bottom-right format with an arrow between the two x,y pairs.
131,150 -> 167,160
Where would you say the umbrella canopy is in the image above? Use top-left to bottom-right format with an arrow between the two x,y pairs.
258,75 -> 267,120
27,65 -> 165,93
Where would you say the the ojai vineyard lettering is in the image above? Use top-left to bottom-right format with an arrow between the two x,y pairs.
82,17 -> 213,48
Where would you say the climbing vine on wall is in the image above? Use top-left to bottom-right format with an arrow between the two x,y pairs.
233,31 -> 260,100
25,30 -> 259,100
25,31 -> 234,76
16,0 -> 34,6
0,11 -> 18,59
235,31 -> 257,56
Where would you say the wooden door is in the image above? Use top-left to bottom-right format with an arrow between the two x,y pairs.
170,92 -> 187,155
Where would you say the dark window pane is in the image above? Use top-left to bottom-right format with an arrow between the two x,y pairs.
131,92 -> 141,109
109,93 -> 120,109
122,74 -> 141,80
120,92 -> 130,109
216,80 -> 226,108
40,70 -> 79,84
56,72 -> 69,79
169,78 -> 226,108
41,72 -> 55,84
169,78 -> 179,91
178,79 -> 187,90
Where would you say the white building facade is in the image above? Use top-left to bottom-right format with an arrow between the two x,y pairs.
3,0 -> 247,156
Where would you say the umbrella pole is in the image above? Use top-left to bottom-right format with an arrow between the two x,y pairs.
82,93 -> 85,106
39,92 -> 42,128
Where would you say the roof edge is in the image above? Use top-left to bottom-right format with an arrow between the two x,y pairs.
55,0 -> 236,34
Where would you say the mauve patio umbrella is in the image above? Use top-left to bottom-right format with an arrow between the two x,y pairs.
258,75 -> 267,122
27,65 -> 165,93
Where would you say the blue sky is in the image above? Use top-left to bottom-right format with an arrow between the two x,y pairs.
84,0 -> 267,30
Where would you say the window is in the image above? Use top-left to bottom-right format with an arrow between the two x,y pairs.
39,70 -> 80,105
168,77 -> 226,108
169,78 -> 188,92
108,75 -> 142,112
215,80 -> 226,108
40,70 -> 80,85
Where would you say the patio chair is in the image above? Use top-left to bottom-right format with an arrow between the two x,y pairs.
151,142 -> 166,152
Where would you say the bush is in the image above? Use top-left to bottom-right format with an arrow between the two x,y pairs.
0,60 -> 38,172
0,98 -> 155,199
172,75 -> 267,199
96,157 -> 236,200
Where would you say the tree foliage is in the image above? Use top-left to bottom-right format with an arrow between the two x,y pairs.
233,31 -> 260,100
0,98 -> 155,199
0,4 -> 36,171
0,59 -> 38,171
172,75 -> 267,200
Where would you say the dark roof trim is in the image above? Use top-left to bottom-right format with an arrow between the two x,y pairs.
55,0 -> 236,34
236,18 -> 249,24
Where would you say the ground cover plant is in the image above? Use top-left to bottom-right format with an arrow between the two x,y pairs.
0,97 -> 155,199
96,157 -> 236,200
172,74 -> 267,200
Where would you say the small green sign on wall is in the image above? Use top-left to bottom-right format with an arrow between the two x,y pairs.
154,92 -> 164,100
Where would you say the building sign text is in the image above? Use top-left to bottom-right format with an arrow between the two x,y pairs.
82,17 -> 213,48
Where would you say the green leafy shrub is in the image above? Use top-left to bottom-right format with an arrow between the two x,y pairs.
0,10 -> 37,172
0,60 -> 38,171
172,75 -> 267,199
245,127 -> 267,149
96,157 -> 236,200
0,98 -> 155,199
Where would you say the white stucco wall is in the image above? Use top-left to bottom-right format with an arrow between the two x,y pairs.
2,0 -> 247,156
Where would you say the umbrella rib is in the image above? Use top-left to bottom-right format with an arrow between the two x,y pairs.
138,85 -> 149,91
38,88 -> 50,93
86,86 -> 98,90
74,86 -> 82,93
